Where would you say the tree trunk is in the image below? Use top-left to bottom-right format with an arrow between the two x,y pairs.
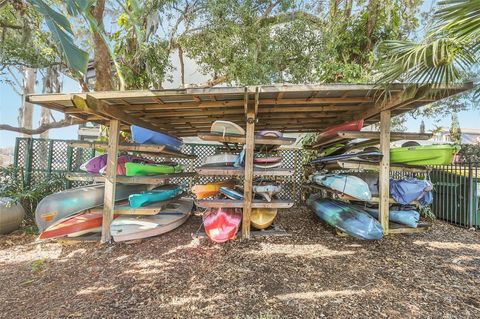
92,0 -> 113,91
40,66 -> 62,139
365,0 -> 380,52
344,0 -> 352,19
18,67 -> 36,137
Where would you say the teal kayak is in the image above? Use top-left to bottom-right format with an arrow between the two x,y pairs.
357,205 -> 420,228
311,173 -> 372,201
307,196 -> 383,240
129,185 -> 182,208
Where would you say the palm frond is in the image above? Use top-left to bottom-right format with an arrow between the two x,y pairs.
436,0 -> 480,40
376,36 -> 477,86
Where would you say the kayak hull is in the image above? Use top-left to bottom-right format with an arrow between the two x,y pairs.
316,119 -> 364,142
390,144 -> 459,165
129,185 -> 182,208
211,121 -> 245,136
307,197 -> 383,240
125,162 -> 183,176
192,180 -> 236,199
254,156 -> 282,164
219,187 -> 244,200
251,208 -> 277,229
35,184 -> 146,233
311,174 -> 372,201
131,125 -> 183,151
360,206 -> 420,228
203,208 -> 242,243
202,153 -> 238,167
111,198 -> 193,242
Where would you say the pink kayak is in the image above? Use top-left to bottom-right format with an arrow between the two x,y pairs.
316,119 -> 364,141
203,208 -> 242,243
254,156 -> 282,164
256,130 -> 283,138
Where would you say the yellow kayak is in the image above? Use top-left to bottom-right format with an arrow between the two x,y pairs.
251,208 -> 277,229
191,180 -> 236,199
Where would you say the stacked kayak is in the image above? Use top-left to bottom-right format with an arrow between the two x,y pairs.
211,120 -> 245,136
357,205 -> 420,228
307,196 -> 383,240
192,180 -> 236,199
390,144 -> 459,165
131,125 -> 183,151
202,153 -> 239,167
111,198 -> 193,242
251,208 -> 277,229
125,162 -> 183,176
316,119 -> 363,142
310,173 -> 372,201
203,208 -> 242,243
129,184 -> 182,208
219,187 -> 244,200
254,156 -> 282,169
35,184 -> 146,233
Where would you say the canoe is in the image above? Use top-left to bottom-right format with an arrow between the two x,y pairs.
311,173 -> 372,201
316,119 -> 364,142
253,184 -> 281,202
310,151 -> 383,165
307,196 -> 383,240
358,206 -> 420,228
211,120 -> 245,136
125,162 -> 183,176
390,144 -> 460,165
131,125 -> 183,151
39,208 -> 117,240
192,180 -> 236,199
254,156 -> 282,164
203,208 -> 242,243
256,130 -> 283,138
129,184 -> 183,208
251,208 -> 277,229
35,184 -> 146,233
111,198 -> 193,242
254,162 -> 283,169
219,187 -> 244,200
202,153 -> 238,167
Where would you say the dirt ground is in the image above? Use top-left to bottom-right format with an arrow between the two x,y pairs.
1,206 -> 479,319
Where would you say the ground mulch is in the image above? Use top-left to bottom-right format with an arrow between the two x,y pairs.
0,206 -> 479,319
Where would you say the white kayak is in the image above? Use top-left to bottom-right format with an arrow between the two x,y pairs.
253,184 -> 282,202
110,198 -> 193,242
211,120 -> 245,136
310,173 -> 372,201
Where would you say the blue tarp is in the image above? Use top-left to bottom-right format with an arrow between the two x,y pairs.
390,178 -> 433,206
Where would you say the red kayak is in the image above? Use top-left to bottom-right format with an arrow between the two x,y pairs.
203,208 -> 242,243
254,156 -> 282,164
39,209 -> 118,240
316,119 -> 364,141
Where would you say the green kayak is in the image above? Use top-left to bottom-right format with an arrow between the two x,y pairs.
390,144 -> 459,166
125,162 -> 183,176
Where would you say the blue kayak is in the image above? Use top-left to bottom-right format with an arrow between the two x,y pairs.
311,173 -> 372,201
129,185 -> 182,208
357,205 -> 420,228
307,196 -> 383,240
219,187 -> 244,200
131,125 -> 183,151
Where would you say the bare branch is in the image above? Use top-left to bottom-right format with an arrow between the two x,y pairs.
0,116 -> 85,135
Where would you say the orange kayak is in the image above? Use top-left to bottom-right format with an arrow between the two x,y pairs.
191,180 -> 236,199
39,209 -> 118,240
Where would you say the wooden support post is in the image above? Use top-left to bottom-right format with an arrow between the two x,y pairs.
379,110 -> 391,234
101,119 -> 120,243
242,89 -> 256,239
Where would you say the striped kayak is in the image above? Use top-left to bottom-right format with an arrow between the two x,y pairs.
192,180 -> 236,199
311,173 -> 372,201
129,185 -> 182,208
251,208 -> 277,229
35,184 -> 146,233
307,196 -> 383,240
131,125 -> 183,151
125,162 -> 183,176
203,208 -> 242,243
111,198 -> 193,242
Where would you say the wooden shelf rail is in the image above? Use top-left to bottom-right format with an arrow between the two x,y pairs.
195,199 -> 294,209
322,160 -> 430,173
66,172 -> 196,184
66,140 -> 196,159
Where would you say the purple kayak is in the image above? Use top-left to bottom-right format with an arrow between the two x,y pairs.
81,154 -> 108,173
